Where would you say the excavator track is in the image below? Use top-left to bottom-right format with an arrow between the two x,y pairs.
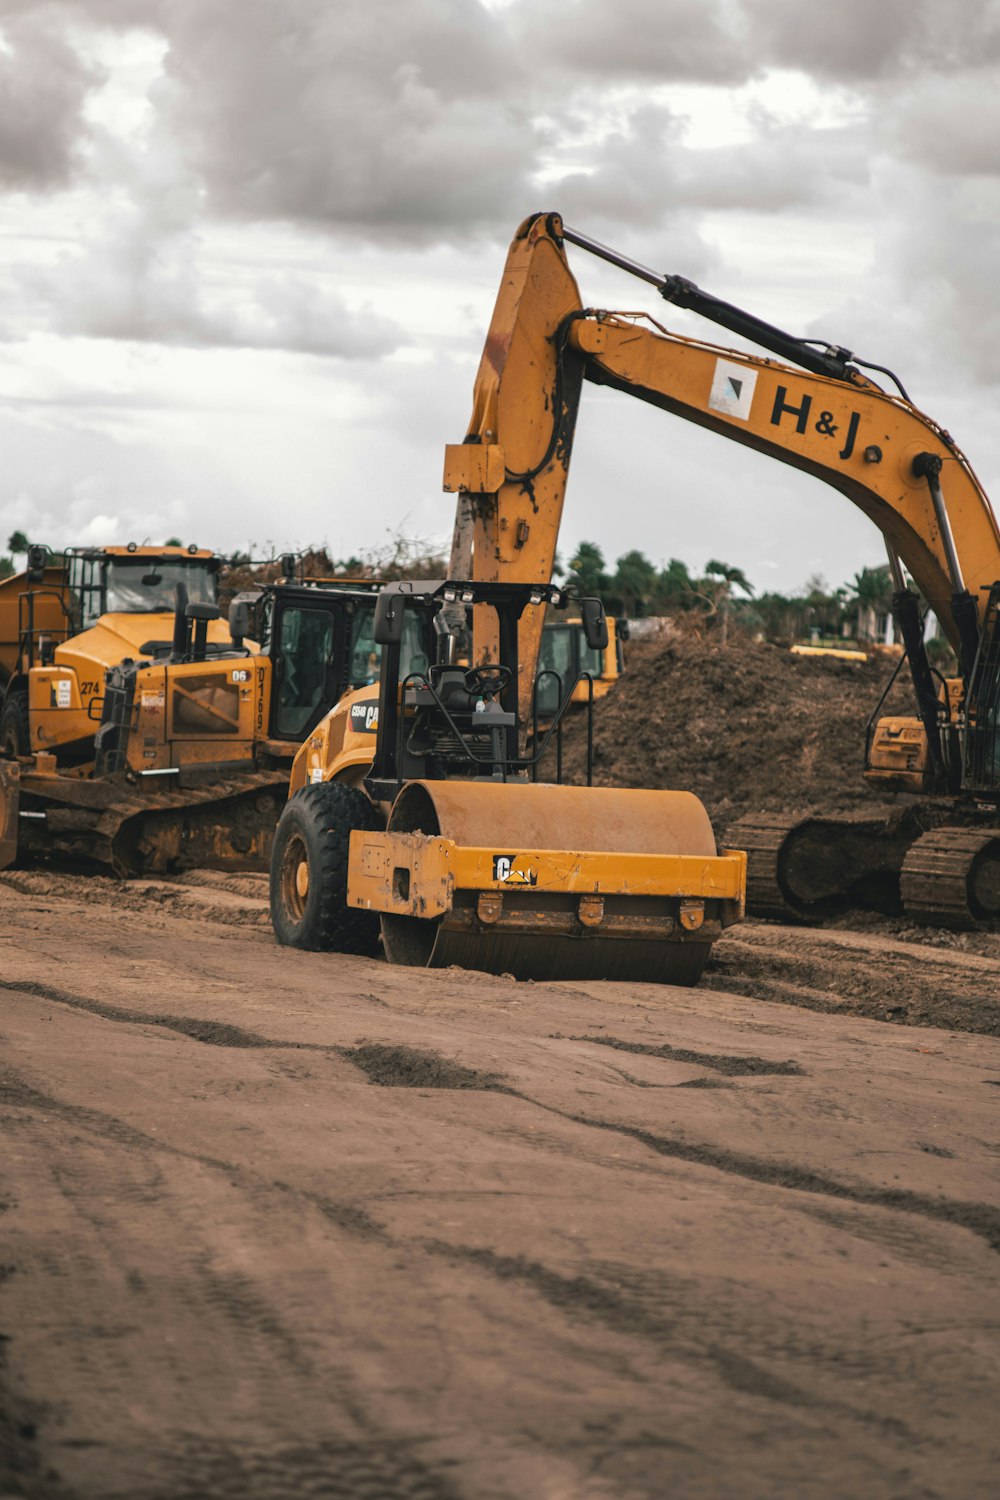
900,826 -> 1000,929
4,763 -> 289,877
729,805 -> 946,924
725,813 -> 807,922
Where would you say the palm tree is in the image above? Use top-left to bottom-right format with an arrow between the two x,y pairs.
704,559 -> 755,646
849,564 -> 893,642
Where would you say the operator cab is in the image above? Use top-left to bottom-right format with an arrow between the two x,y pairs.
66,546 -> 221,632
258,580 -> 432,742
365,579 -> 608,804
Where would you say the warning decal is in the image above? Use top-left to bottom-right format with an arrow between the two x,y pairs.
708,358 -> 758,422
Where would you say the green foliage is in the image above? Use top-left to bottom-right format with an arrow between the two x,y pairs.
611,549 -> 658,615
564,539 -> 911,648
567,540 -> 609,597
0,554 -> 13,581
7,530 -> 29,555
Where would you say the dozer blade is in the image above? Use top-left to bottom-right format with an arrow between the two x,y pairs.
8,766 -> 289,877
348,781 -> 745,985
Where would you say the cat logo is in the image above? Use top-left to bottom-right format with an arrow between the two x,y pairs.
349,702 -> 379,734
492,855 -> 537,886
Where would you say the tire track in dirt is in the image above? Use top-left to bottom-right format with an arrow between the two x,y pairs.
706,928 -> 1000,1036
525,1101 -> 1000,1255
568,1034 -> 805,1076
120,1434 -> 464,1500
7,986 -> 997,1259
416,1239 -> 914,1440
0,1064 -> 388,1244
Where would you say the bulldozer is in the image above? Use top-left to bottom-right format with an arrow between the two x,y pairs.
269,579 -> 745,983
438,212 -> 1000,930
0,575 -> 433,876
0,543 -> 232,761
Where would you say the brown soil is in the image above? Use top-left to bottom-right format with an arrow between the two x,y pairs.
2,866 -> 999,1499
559,635 -> 914,839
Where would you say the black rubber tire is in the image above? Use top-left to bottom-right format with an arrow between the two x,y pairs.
269,781 -> 383,953
0,688 -> 29,758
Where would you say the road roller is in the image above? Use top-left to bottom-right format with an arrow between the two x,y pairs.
269,580 -> 746,985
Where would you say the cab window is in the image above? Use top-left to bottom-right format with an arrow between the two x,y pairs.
274,606 -> 336,738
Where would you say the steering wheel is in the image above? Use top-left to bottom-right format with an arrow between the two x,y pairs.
464,665 -> 513,698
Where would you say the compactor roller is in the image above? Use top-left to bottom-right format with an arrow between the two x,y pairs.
270,580 -> 746,985
351,779 -> 737,983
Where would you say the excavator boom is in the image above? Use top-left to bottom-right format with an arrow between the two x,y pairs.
446,213 -> 1000,719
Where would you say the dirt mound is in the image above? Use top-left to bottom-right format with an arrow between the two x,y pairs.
560,635 -> 913,838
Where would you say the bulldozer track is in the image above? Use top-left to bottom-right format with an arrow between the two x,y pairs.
901,826 -> 1000,930
12,767 -> 289,876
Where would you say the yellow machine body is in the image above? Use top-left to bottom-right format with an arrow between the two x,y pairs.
345,779 -> 744,982
288,686 -> 382,796
0,565 -> 66,684
865,718 -> 933,792
1,546 -> 229,761
111,655 -> 268,775
26,612 -> 233,758
444,213 -> 1000,728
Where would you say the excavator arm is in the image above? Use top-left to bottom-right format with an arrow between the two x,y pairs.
445,212 -> 1000,718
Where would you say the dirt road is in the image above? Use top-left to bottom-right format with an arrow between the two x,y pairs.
2,868 -> 999,1499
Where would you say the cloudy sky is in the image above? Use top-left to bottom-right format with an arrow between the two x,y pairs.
1,0 -> 998,593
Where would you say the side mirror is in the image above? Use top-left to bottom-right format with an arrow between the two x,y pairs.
27,544 -> 47,584
280,553 -> 296,579
580,597 -> 609,653
228,598 -> 252,647
374,591 -> 405,645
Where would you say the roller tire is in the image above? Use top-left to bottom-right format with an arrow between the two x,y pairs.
0,688 -> 30,758
269,781 -> 382,954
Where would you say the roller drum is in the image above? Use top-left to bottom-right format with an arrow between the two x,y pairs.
379,780 -> 720,985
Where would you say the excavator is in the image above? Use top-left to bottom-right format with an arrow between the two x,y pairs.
0,544 -> 232,761
438,211 -> 1000,931
0,573 -> 432,875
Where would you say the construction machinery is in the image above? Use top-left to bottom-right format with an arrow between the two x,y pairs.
269,579 -> 745,983
0,576 -> 431,876
439,212 -> 1000,930
534,614 -> 624,719
0,544 -> 232,761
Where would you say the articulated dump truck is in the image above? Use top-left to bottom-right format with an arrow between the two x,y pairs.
0,574 -> 422,877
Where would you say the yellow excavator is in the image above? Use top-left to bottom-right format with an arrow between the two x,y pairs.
0,544 -> 232,761
0,575 -> 426,875
269,578 -> 745,983
439,212 -> 1000,930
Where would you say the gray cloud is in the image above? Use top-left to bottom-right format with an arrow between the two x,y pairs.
0,11 -> 100,187
154,0 -> 538,237
888,72 -> 1000,176
742,0 -> 1000,80
34,212 -> 406,356
512,0 -> 748,83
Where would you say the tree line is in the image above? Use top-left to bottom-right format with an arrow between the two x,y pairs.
565,541 -> 900,647
1,527 -> 904,652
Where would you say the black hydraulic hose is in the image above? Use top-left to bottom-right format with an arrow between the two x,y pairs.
561,223 -> 858,382
892,588 -> 945,781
